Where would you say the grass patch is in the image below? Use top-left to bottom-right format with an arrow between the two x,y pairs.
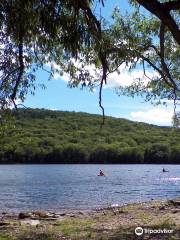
0,235 -> 16,240
17,228 -> 57,240
56,219 -> 95,239
153,217 -> 176,229
137,211 -> 152,224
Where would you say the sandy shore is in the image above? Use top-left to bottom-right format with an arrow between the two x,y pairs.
0,199 -> 180,239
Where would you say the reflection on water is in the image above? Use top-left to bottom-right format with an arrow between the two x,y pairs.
162,177 -> 180,181
0,164 -> 179,211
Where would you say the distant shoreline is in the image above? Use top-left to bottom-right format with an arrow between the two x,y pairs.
0,198 -> 179,219
0,197 -> 179,216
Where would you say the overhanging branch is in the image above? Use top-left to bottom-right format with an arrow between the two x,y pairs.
80,1 -> 108,124
163,1 -> 180,11
136,0 -> 180,45
11,39 -> 24,102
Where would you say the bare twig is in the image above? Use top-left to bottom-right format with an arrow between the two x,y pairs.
99,75 -> 105,127
80,1 -> 108,125
11,40 -> 24,102
142,60 -> 154,82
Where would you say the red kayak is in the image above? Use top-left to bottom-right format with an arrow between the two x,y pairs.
98,170 -> 105,176
98,173 -> 105,176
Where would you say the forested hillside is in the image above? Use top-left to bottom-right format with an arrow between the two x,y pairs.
0,109 -> 179,164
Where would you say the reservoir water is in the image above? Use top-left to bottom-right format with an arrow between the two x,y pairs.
0,164 -> 180,212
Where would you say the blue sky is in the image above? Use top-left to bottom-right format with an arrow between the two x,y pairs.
23,0 -> 176,126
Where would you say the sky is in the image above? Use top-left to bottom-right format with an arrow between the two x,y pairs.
23,0 -> 177,126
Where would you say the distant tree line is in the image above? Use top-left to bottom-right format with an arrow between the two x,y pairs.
0,109 -> 179,164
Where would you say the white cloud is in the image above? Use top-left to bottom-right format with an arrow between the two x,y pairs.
48,60 -> 156,90
106,70 -> 149,88
46,62 -> 70,81
130,107 -> 174,126
47,61 -> 99,83
53,72 -> 70,82
105,63 -> 157,88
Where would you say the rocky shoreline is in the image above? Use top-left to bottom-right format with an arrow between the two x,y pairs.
0,199 -> 180,239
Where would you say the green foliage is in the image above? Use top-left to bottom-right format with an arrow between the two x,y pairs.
0,236 -> 15,240
172,112 -> 180,128
0,109 -> 15,138
0,0 -> 179,114
144,143 -> 170,163
110,7 -> 180,103
0,108 -> 179,164
0,0 -> 104,107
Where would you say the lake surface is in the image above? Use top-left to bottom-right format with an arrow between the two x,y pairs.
0,164 -> 180,212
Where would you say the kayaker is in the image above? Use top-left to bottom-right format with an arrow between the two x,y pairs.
99,169 -> 105,176
162,168 -> 168,172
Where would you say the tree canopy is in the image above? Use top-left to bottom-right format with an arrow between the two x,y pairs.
0,0 -> 179,122
0,108 -> 179,164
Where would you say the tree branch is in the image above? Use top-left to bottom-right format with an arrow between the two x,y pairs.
80,1 -> 107,124
159,23 -> 179,91
99,75 -> 105,127
11,39 -> 24,102
160,23 -> 165,61
142,60 -> 154,82
139,53 -> 173,89
136,0 -> 180,45
163,1 -> 180,11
